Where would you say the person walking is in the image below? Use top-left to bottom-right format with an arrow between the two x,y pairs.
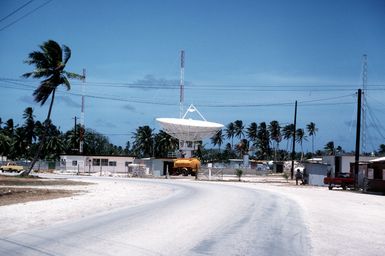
295,169 -> 302,185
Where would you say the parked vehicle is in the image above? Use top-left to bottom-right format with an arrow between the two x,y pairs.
0,162 -> 24,173
324,172 -> 354,190
173,158 -> 200,176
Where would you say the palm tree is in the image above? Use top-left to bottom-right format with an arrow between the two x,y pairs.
3,119 -> 15,138
22,107 -> 36,152
45,134 -> 65,160
211,129 -> 224,151
282,124 -> 295,150
324,141 -> 335,155
154,130 -> 178,157
256,122 -> 271,160
0,133 -> 11,160
246,122 -> 258,142
379,144 -> 385,155
225,122 -> 236,149
82,128 -> 110,155
2,119 -> 15,158
22,40 -> 83,175
306,122 -> 318,154
268,120 -> 281,161
10,128 -> 27,160
233,120 -> 244,140
295,128 -> 307,157
236,138 -> 249,157
132,125 -> 154,157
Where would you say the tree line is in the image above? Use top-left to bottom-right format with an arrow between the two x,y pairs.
209,120 -> 318,161
0,108 -> 130,161
2,110 -> 385,163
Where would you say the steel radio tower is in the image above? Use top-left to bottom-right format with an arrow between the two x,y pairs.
179,50 -> 185,118
361,54 -> 367,154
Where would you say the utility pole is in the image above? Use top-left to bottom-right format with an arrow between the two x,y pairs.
73,116 -> 78,154
291,100 -> 297,180
79,68 -> 86,154
179,50 -> 185,153
179,50 -> 185,118
354,89 -> 362,190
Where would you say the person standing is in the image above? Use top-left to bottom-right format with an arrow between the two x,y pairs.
295,169 -> 302,185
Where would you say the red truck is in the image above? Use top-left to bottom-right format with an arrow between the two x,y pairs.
324,172 -> 354,190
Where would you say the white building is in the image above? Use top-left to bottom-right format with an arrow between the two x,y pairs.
60,155 -> 135,175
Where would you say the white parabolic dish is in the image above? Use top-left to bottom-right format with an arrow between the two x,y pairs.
156,118 -> 224,141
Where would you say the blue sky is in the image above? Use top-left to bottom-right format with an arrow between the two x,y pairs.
1,0 -> 385,152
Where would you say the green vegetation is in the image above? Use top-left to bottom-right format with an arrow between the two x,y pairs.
235,169 -> 243,181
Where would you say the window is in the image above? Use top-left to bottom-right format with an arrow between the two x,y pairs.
93,159 -> 100,166
109,161 -> 117,166
101,159 -> 108,166
72,160 -> 78,166
125,161 -> 132,167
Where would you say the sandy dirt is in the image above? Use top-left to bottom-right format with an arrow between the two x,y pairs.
0,175 -> 91,206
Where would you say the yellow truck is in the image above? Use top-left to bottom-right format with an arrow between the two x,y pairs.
0,162 -> 24,173
173,158 -> 201,176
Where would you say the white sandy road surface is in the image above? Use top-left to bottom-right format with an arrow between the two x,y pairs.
0,175 -> 384,255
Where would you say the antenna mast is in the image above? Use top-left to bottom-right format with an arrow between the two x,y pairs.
79,68 -> 86,154
179,50 -> 185,118
361,54 -> 367,154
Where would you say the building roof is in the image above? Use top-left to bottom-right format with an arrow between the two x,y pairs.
370,156 -> 385,162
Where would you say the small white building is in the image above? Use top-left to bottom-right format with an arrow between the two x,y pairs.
60,155 -> 135,175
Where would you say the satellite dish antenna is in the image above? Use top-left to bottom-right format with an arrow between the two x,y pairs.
156,104 -> 223,157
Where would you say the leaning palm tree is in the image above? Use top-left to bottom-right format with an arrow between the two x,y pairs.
22,40 -> 83,175
306,122 -> 318,154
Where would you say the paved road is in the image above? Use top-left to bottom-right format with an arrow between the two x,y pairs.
0,179 -> 310,256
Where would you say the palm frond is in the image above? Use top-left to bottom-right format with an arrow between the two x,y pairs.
22,72 -> 33,78
23,68 -> 52,79
62,45 -> 71,64
41,40 -> 62,67
24,51 -> 49,69
64,71 -> 84,80
60,76 -> 71,90
33,79 -> 56,105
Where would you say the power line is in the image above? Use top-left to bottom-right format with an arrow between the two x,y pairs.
366,103 -> 385,140
2,77 -> 385,92
0,80 -> 360,108
0,0 -> 54,32
0,0 -> 35,23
